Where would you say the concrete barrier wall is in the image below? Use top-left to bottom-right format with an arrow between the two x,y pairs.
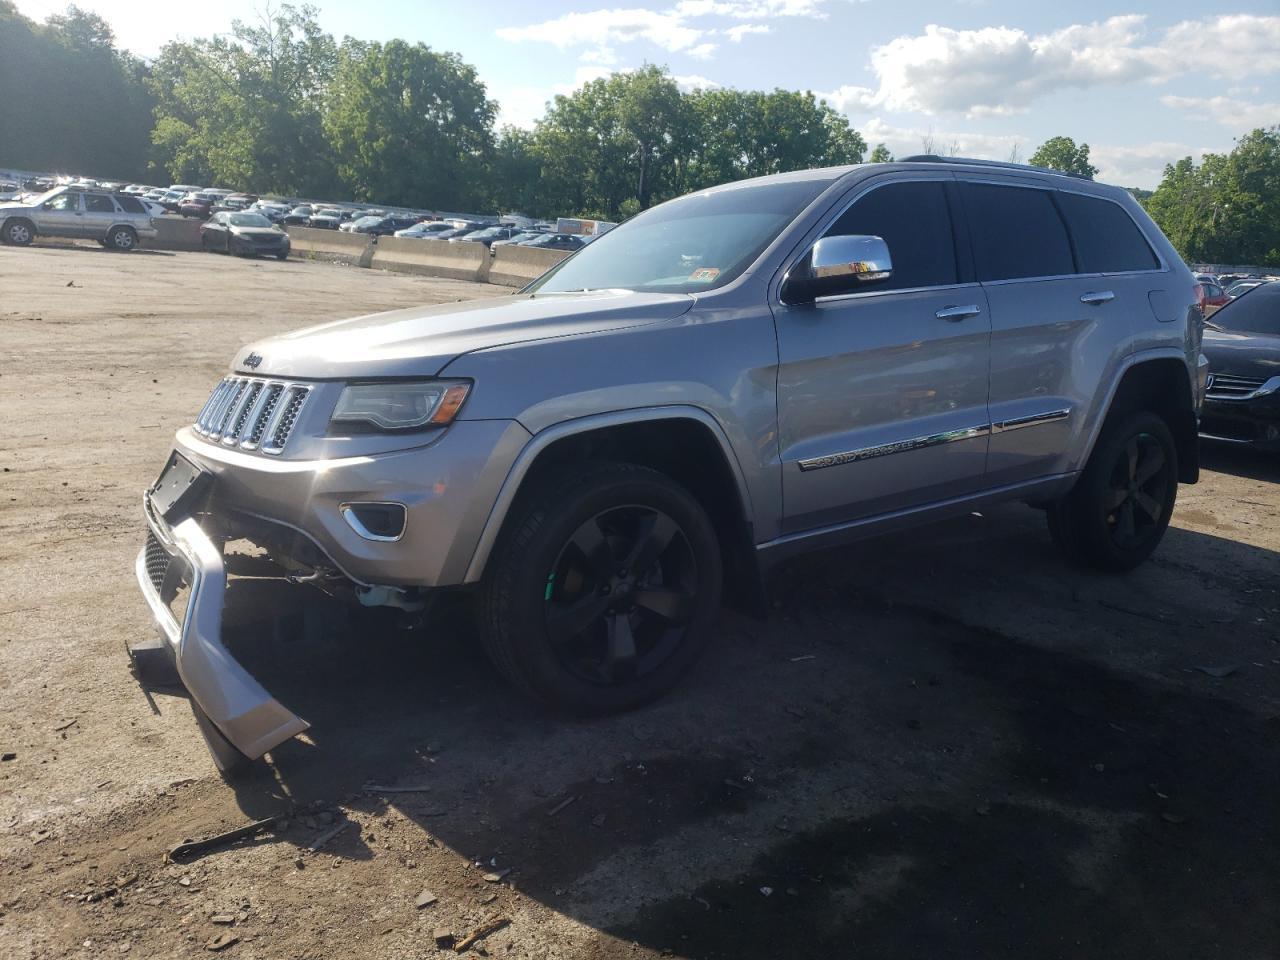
489,244 -> 572,288
285,225 -> 374,265
369,237 -> 490,283
149,216 -> 204,251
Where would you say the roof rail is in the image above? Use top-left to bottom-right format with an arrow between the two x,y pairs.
900,154 -> 1092,181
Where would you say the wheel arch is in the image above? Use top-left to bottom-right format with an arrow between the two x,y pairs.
1088,351 -> 1199,484
463,407 -> 764,612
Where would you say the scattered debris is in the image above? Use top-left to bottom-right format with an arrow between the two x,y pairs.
205,932 -> 239,951
434,928 -> 455,948
482,869 -> 511,883
308,820 -> 352,852
480,893 -> 497,905
1196,664 -> 1239,678
975,803 -> 991,816
454,916 -> 509,952
1093,763 -> 1106,773
547,796 -> 577,817
53,718 -> 78,731
759,886 -> 773,897
1162,813 -> 1187,824
591,814 -> 606,828
85,873 -> 138,903
416,890 -> 438,909
0,752 -> 15,762
168,816 -> 280,863
788,654 -> 816,662
210,914 -> 236,925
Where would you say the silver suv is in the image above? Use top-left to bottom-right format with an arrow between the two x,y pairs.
133,157 -> 1207,771
0,184 -> 159,250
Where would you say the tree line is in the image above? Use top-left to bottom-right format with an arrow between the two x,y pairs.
2,3 -> 1275,264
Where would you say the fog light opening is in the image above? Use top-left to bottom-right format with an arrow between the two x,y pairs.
340,502 -> 407,542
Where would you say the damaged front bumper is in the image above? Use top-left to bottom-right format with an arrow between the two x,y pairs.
134,496 -> 310,761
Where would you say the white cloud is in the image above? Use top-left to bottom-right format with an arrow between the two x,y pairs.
494,66 -> 622,129
497,0 -> 828,62
673,74 -> 722,91
1088,141 -> 1213,186
849,14 -> 1280,118
726,23 -> 770,42
496,9 -> 703,55
819,84 -> 878,115
1160,95 -> 1280,130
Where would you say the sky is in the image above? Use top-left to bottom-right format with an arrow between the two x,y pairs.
13,0 -> 1280,188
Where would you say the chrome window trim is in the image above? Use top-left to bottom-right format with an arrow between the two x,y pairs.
813,280 -> 982,305
797,406 -> 1072,471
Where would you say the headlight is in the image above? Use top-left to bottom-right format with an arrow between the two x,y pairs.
330,381 -> 470,432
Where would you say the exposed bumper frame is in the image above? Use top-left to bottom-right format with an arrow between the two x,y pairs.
135,501 -> 309,760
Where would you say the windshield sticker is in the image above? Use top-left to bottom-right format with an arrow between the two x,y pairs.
690,267 -> 721,282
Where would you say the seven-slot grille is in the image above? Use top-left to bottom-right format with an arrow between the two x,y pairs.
193,377 -> 312,454
1206,374 -> 1266,400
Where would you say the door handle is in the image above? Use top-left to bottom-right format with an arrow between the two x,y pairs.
935,304 -> 982,322
1080,290 -> 1115,305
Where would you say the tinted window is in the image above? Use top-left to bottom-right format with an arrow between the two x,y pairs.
825,181 -> 957,290
115,195 -> 145,214
84,194 -> 115,213
1056,192 -> 1158,273
962,183 -> 1074,281
1211,282 -> 1280,335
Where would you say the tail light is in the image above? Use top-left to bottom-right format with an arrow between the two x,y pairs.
1193,282 -> 1206,315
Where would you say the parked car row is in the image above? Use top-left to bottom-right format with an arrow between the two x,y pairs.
1201,282 -> 1280,452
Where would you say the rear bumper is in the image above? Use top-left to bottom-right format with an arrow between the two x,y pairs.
134,499 -> 309,759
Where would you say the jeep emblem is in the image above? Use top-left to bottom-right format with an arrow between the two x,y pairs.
244,353 -> 263,369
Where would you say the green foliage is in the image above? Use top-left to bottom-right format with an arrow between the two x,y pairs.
148,4 -> 339,194
324,40 -> 496,209
1029,136 -> 1098,179
868,143 -> 893,163
0,2 -> 155,180
1143,127 -> 1280,265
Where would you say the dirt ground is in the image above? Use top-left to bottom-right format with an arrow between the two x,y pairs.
1,240 -> 1278,960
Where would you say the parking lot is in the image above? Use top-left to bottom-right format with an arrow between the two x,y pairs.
2,241 -> 1279,959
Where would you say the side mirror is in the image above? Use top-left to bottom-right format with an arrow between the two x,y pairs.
783,234 -> 893,304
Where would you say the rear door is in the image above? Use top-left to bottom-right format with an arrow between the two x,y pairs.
774,175 -> 992,532
960,180 -> 1154,486
82,193 -> 119,238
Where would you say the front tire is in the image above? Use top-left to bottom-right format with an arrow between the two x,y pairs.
481,462 -> 722,714
3,218 -> 34,245
1048,411 -> 1178,571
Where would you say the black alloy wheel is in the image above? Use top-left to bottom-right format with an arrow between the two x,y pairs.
1048,410 -> 1178,571
544,504 -> 698,686
1103,431 -> 1171,551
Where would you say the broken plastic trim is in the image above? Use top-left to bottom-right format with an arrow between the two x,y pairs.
135,506 -> 309,759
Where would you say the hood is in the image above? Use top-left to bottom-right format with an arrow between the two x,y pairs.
234,289 -> 695,379
232,226 -> 285,239
1203,328 -> 1280,378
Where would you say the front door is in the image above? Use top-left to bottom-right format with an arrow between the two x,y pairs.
82,193 -> 120,238
774,176 -> 992,533
33,191 -> 83,236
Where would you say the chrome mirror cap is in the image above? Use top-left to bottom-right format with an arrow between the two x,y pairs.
810,234 -> 893,283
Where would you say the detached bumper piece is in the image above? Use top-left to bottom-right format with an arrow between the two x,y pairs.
133,502 -> 309,762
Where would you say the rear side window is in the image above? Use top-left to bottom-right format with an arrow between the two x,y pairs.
115,195 -> 145,214
825,181 -> 957,290
1056,192 -> 1159,273
961,183 -> 1073,282
84,195 -> 115,213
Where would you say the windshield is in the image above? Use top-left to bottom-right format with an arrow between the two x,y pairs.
1209,282 -> 1280,335
528,177 -> 831,294
228,213 -> 272,227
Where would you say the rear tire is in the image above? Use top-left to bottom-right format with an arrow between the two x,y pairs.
481,462 -> 722,714
3,218 -> 34,245
1048,411 -> 1178,571
190,701 -> 253,778
106,226 -> 137,251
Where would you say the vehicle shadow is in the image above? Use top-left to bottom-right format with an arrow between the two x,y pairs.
215,504 -> 1280,958
22,239 -> 176,257
1200,439 -> 1280,482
